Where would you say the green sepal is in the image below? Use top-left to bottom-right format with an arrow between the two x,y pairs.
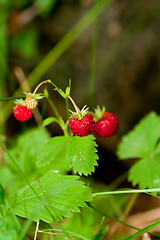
57,89 -> 66,98
23,92 -> 44,99
69,105 -> 89,119
14,99 -> 25,106
94,106 -> 106,121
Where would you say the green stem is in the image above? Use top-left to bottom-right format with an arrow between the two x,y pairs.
47,97 -> 60,120
5,196 -> 22,234
0,96 -> 25,101
93,188 -> 160,197
89,204 -> 160,239
110,193 -> 139,237
0,140 -> 53,219
37,229 -> 88,240
126,220 -> 160,240
47,97 -> 68,136
33,80 -> 51,94
65,97 -> 70,121
0,140 -> 40,200
88,203 -> 139,231
68,96 -> 81,118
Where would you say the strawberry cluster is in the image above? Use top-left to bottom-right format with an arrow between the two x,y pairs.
69,107 -> 119,138
13,93 -> 42,122
13,83 -> 119,138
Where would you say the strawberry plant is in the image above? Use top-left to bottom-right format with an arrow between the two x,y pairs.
1,80 -> 160,240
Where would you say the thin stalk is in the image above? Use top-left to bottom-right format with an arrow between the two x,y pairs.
0,96 -> 25,101
89,204 -> 160,239
33,80 -> 51,94
68,96 -> 81,118
109,193 -> 139,237
125,220 -> 160,240
88,203 -> 139,231
93,188 -> 160,197
47,97 -> 61,121
47,97 -> 68,136
5,197 -> 22,234
65,97 -> 70,121
0,142 -> 51,222
37,229 -> 89,240
34,220 -> 39,240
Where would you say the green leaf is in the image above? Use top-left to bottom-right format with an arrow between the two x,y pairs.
117,112 -> 160,189
36,136 -> 70,173
5,127 -> 50,176
11,171 -> 92,223
43,117 -> 58,126
0,167 -> 21,195
0,216 -> 18,240
117,112 -> 160,159
36,135 -> 98,176
129,156 -> 160,188
67,135 -> 98,176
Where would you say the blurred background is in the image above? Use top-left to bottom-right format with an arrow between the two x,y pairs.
1,0 -> 160,179
1,0 -> 160,238
1,0 -> 160,181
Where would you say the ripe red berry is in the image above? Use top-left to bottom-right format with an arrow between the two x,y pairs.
94,112 -> 119,137
25,96 -> 38,109
13,104 -> 32,122
69,113 -> 95,137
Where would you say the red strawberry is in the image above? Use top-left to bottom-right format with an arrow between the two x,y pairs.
94,112 -> 119,137
69,113 -> 95,137
13,104 -> 32,122
25,96 -> 38,109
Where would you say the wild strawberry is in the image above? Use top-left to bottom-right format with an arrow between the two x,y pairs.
25,96 -> 38,109
94,111 -> 119,138
13,104 -> 32,122
69,113 -> 95,137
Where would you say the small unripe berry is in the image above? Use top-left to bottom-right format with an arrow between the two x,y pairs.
25,96 -> 38,109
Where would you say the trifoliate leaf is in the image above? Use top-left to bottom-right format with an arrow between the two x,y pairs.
11,171 -> 92,223
117,112 -> 160,159
66,135 -> 98,176
129,156 -> 160,188
36,135 -> 98,176
117,112 -> 160,188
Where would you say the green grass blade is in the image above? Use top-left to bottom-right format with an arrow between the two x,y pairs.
125,220 -> 160,240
